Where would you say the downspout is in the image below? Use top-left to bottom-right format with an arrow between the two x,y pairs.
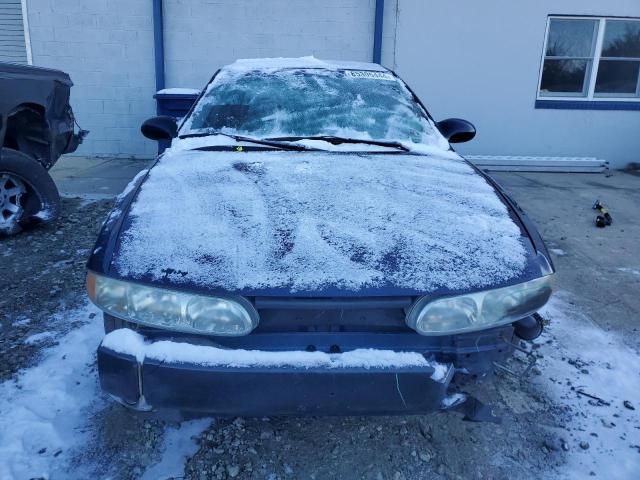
20,0 -> 33,65
372,0 -> 385,64
152,0 -> 165,93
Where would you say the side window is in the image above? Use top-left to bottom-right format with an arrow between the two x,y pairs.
538,17 -> 640,101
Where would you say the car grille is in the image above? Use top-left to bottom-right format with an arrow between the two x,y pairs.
252,296 -> 415,333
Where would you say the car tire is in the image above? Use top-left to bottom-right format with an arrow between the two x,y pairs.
0,148 -> 61,236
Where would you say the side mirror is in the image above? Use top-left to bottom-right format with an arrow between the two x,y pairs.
436,118 -> 476,143
141,116 -> 178,140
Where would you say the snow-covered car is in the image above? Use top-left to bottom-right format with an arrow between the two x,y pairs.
86,57 -> 554,417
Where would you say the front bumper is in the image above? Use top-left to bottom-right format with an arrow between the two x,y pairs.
97,337 -> 456,416
96,317 -> 534,416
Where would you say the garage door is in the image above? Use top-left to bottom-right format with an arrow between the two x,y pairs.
0,0 -> 27,64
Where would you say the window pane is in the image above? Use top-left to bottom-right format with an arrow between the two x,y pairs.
602,20 -> 640,58
546,19 -> 598,57
595,60 -> 640,94
540,59 -> 590,95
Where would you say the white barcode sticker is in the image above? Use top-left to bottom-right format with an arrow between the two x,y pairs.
344,70 -> 395,81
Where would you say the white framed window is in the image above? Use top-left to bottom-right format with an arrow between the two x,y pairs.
538,16 -> 640,101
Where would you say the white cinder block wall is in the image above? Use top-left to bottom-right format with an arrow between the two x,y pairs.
25,0 -> 382,158
163,0 -> 377,88
26,0 -> 158,158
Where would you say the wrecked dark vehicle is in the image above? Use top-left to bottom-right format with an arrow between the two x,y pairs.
0,62 -> 87,235
87,58 -> 554,418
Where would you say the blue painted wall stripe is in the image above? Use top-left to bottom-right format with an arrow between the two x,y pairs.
535,100 -> 640,111
373,0 -> 384,64
152,0 -> 165,93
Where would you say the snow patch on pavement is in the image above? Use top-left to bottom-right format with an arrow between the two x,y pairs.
0,303 -> 103,480
538,294 -> 640,479
12,317 -> 31,327
617,267 -> 640,276
140,419 -> 211,480
24,331 -> 55,344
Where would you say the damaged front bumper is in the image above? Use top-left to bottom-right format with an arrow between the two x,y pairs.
96,319 -> 535,418
98,344 -> 454,416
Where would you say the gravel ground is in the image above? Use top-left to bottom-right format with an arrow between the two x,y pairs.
2,198 -> 638,479
0,197 -> 111,380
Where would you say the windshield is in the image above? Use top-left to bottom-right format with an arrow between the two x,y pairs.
181,68 -> 448,150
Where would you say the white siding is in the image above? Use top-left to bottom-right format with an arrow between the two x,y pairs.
393,0 -> 640,168
0,0 -> 27,64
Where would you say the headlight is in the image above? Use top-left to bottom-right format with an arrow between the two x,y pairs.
86,272 -> 258,336
406,276 -> 552,336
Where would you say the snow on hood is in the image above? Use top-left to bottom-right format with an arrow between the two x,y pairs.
113,150 -> 527,293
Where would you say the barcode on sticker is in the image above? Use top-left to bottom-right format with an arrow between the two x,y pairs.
344,70 -> 395,81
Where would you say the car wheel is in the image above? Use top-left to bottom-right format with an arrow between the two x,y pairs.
0,148 -> 61,236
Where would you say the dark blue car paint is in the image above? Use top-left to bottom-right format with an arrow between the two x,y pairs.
89,66 -> 555,416
98,346 -> 453,416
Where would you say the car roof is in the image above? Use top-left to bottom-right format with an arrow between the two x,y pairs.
222,56 -> 389,74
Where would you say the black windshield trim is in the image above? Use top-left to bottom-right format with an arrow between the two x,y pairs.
264,135 -> 410,152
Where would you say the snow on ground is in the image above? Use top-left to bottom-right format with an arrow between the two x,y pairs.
0,302 -> 210,480
140,419 -> 211,480
538,293 -> 640,479
11,317 -> 31,327
618,267 -> 640,276
24,330 -> 56,344
2,292 -> 638,478
0,303 -> 103,480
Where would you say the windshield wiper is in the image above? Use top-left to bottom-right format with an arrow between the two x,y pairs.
265,135 -> 410,152
178,131 -> 311,151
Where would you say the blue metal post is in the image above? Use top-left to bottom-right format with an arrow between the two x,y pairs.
152,0 -> 165,92
372,0 -> 385,64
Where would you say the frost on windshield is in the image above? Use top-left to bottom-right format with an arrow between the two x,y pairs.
114,151 -> 527,294
181,67 -> 449,151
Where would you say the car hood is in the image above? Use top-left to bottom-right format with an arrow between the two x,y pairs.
95,149 -> 549,297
